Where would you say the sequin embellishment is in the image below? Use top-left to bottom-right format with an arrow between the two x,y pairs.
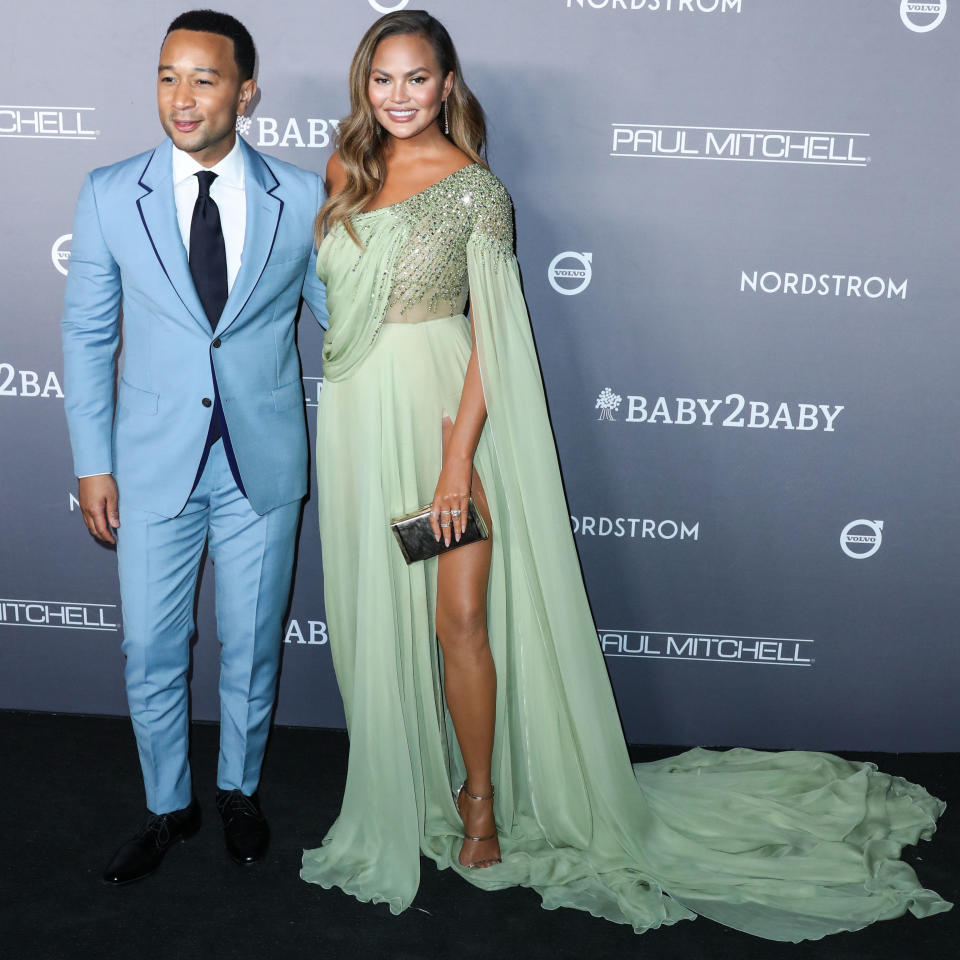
350,165 -> 514,341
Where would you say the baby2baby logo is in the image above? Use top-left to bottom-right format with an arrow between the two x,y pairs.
594,389 -> 844,431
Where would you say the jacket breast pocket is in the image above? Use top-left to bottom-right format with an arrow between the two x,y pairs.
272,378 -> 304,413
118,378 -> 159,415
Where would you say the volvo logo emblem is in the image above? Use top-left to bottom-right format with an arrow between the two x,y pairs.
900,0 -> 947,33
840,519 -> 884,560
51,234 -> 72,276
548,251 -> 592,296
369,0 -> 411,13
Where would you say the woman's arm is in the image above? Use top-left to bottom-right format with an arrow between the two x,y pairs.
325,151 -> 347,197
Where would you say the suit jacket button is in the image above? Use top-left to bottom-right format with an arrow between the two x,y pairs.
212,338 -> 222,348
202,397 -> 213,408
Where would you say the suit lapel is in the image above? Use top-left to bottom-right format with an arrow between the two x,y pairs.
135,139 -> 208,329
214,138 -> 283,337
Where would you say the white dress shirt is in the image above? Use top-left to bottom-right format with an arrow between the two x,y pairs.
172,135 -> 246,293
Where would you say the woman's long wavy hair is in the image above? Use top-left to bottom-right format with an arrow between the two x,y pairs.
315,10 -> 487,247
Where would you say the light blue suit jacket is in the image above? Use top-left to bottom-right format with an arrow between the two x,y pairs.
62,137 -> 328,518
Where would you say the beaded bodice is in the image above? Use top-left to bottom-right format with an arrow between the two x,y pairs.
346,163 -> 514,325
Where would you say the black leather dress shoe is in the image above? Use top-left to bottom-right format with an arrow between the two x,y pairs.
216,788 -> 269,864
102,799 -> 201,885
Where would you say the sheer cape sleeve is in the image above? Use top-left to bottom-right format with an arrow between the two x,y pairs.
466,178 -> 643,798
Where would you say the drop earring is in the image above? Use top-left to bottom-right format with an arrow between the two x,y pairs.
442,98 -> 449,136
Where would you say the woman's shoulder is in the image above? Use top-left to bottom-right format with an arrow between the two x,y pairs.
460,165 -> 514,245
459,163 -> 513,210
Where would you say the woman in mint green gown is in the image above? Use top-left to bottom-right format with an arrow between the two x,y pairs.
301,10 -> 951,940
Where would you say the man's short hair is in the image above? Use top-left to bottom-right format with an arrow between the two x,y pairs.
166,9 -> 256,82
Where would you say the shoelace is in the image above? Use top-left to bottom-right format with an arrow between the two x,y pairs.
142,812 -> 177,847
217,791 -> 261,821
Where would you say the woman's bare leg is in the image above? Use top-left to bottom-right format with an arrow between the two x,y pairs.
436,416 -> 499,867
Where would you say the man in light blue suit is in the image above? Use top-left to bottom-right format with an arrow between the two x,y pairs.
61,10 -> 327,884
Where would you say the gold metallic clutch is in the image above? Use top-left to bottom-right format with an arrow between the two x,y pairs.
390,498 -> 489,565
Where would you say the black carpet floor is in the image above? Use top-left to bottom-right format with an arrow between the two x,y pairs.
1,710 -> 956,960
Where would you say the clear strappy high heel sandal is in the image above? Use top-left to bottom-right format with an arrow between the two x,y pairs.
454,782 -> 503,869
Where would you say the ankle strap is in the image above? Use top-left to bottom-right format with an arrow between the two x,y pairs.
460,782 -> 495,802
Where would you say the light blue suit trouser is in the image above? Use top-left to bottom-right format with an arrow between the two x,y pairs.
116,440 -> 300,814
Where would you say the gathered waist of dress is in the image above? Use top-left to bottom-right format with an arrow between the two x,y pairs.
381,312 -> 468,327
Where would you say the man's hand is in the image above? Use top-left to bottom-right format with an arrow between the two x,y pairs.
78,474 -> 120,544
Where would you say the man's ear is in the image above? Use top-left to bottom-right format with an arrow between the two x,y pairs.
238,78 -> 257,115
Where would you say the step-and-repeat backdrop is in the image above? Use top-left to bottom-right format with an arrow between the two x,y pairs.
1,1 -> 957,751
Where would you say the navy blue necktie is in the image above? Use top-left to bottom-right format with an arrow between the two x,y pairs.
189,169 -> 227,448
189,170 -> 228,330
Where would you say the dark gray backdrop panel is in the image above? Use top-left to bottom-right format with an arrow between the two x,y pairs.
1,0 -> 957,750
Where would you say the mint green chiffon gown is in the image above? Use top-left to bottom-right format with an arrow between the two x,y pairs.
300,164 -> 951,940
